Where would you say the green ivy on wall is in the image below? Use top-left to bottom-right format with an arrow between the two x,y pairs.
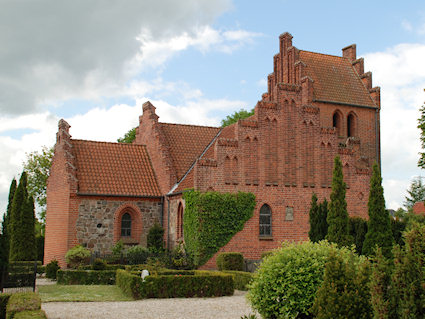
183,190 -> 256,267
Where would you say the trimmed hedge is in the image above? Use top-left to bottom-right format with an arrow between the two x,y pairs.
45,260 -> 59,280
79,264 -> 125,271
216,252 -> 244,271
116,269 -> 234,299
2,272 -> 34,289
13,310 -> 47,319
56,270 -> 116,285
8,261 -> 41,273
223,270 -> 254,290
6,293 -> 40,319
0,294 -> 11,319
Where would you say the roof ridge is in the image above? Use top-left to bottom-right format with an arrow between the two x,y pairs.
300,50 -> 346,59
159,122 -> 220,130
71,139 -> 147,147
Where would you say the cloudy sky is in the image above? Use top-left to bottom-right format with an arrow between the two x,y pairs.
1,0 -> 425,216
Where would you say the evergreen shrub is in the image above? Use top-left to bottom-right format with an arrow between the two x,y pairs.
222,270 -> 253,290
183,190 -> 255,267
311,250 -> 372,319
56,270 -> 116,285
45,260 -> 60,279
91,258 -> 107,270
216,252 -> 244,271
0,294 -> 11,319
247,241 -> 355,319
349,217 -> 368,255
126,246 -> 150,265
6,292 -> 41,319
147,223 -> 164,253
116,269 -> 234,299
65,245 -> 90,268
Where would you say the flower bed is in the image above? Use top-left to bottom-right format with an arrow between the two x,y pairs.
116,269 -> 233,299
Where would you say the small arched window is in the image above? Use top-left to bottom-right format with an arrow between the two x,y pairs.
332,111 -> 342,136
347,113 -> 356,137
259,204 -> 272,237
121,213 -> 131,237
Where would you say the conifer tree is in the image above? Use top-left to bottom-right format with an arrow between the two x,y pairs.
362,163 -> 393,258
0,178 -> 16,267
326,156 -> 352,247
9,172 -> 36,261
309,194 -> 328,242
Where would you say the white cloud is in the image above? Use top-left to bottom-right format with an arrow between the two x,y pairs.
0,0 -> 235,116
364,43 -> 425,209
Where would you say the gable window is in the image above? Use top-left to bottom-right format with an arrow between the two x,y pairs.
347,113 -> 356,137
121,212 -> 131,237
259,204 -> 272,236
332,111 -> 342,136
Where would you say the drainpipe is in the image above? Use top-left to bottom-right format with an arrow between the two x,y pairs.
160,196 -> 164,227
375,108 -> 381,170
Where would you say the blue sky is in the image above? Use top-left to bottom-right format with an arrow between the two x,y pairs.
1,0 -> 425,217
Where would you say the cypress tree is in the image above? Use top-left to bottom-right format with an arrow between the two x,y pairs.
362,163 -> 393,258
9,172 -> 35,261
20,195 -> 36,260
309,194 -> 328,242
308,193 -> 320,242
326,156 -> 352,247
0,178 -> 16,267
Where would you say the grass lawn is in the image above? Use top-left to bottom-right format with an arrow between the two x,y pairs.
38,285 -> 133,302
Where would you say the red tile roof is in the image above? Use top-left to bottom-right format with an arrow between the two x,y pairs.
72,140 -> 161,196
159,123 -> 220,181
299,51 -> 376,107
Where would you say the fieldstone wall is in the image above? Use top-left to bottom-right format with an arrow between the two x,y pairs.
76,199 -> 162,254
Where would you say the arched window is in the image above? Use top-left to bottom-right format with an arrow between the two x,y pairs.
121,213 -> 131,237
177,203 -> 184,239
347,113 -> 356,137
332,111 -> 342,136
259,204 -> 272,236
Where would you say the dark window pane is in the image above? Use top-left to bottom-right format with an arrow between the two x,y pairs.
121,212 -> 132,237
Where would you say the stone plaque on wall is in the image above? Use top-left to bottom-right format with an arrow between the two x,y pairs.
285,206 -> 294,221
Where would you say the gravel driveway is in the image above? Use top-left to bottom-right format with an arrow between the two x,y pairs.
42,291 -> 257,319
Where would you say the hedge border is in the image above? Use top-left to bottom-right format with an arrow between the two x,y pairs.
6,293 -> 41,319
0,294 -> 11,319
56,270 -> 116,285
222,270 -> 254,291
116,269 -> 233,299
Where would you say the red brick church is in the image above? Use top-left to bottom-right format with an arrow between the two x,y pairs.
44,32 -> 381,268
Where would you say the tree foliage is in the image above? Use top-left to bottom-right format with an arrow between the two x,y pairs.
117,127 -> 137,143
220,108 -> 254,127
326,156 -> 352,247
362,163 -> 394,258
0,178 -> 17,267
23,146 -> 53,228
418,102 -> 425,169
403,176 -> 425,210
309,194 -> 328,242
147,223 -> 164,253
9,172 -> 36,261
349,217 -> 368,255
312,250 -> 372,319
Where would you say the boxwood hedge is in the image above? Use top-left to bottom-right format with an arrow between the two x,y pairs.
116,269 -> 233,299
56,270 -> 116,285
6,293 -> 41,319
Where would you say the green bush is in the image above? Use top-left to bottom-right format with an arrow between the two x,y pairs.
56,270 -> 116,285
216,252 -> 244,271
147,223 -> 164,253
0,294 -> 11,319
223,270 -> 253,290
183,190 -> 256,267
116,269 -> 233,299
36,265 -> 45,275
91,258 -> 107,270
248,241 -> 355,319
167,243 -> 194,270
13,310 -> 47,319
8,261 -> 41,273
65,245 -> 90,268
126,246 -> 150,265
3,272 -> 34,289
311,250 -> 372,318
260,251 -> 274,259
45,260 -> 60,279
349,217 -> 368,255
6,293 -> 40,319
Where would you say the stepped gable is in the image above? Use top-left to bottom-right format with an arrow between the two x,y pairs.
72,140 -> 161,196
299,51 -> 376,107
159,123 -> 220,181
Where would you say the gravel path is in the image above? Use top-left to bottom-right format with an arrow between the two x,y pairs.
42,291 -> 257,319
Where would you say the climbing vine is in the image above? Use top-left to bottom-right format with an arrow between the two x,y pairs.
183,190 -> 256,267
